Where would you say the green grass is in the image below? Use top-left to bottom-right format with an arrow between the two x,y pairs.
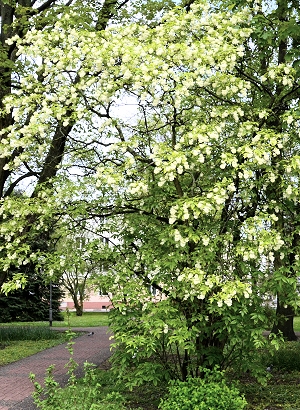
0,325 -> 61,342
0,338 -> 69,366
293,316 -> 300,332
242,371 -> 300,410
0,311 -> 110,328
54,311 -> 110,327
0,325 -> 70,366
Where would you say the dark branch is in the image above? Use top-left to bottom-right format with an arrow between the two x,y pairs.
4,171 -> 37,197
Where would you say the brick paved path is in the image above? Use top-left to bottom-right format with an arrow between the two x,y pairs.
0,327 -> 112,410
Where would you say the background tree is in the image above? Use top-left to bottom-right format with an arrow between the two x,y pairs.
0,0 -> 155,291
55,228 -> 109,316
0,266 -> 63,322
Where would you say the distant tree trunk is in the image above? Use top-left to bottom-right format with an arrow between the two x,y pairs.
73,294 -> 83,316
271,297 -> 297,341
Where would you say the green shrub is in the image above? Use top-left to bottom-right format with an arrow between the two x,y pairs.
30,334 -> 128,410
31,362 -> 128,410
263,305 -> 276,329
158,369 -> 247,410
266,342 -> 300,372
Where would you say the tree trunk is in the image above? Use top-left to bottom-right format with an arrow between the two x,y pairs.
75,305 -> 83,316
271,298 -> 297,341
73,295 -> 83,316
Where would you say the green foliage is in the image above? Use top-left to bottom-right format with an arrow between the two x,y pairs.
0,273 -> 64,322
109,294 -> 272,388
263,305 -> 276,330
158,369 -> 247,410
0,325 -> 61,342
264,342 -> 300,372
1,0 -> 300,394
30,334 -> 127,410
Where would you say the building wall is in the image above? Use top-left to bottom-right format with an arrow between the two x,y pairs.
60,291 -> 113,312
60,285 -> 165,312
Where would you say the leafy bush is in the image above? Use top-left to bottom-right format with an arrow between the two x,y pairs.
109,295 -> 272,388
30,333 -> 128,410
265,342 -> 300,372
158,369 -> 247,410
31,362 -> 128,410
263,305 -> 276,329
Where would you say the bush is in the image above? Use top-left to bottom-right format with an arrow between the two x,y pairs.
31,363 -> 128,410
158,369 -> 247,410
266,342 -> 300,372
263,305 -> 276,329
30,334 -> 128,410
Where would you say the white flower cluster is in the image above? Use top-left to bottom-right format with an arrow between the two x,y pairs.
176,267 -> 213,300
261,64 -> 295,88
238,215 -> 285,261
128,181 -> 148,196
175,265 -> 252,307
174,229 -> 189,248
150,145 -> 190,186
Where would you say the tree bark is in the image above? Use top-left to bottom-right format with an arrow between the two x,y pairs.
271,298 -> 297,341
73,295 -> 83,316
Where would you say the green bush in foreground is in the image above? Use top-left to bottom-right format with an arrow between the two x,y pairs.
30,332 -> 128,410
158,369 -> 247,410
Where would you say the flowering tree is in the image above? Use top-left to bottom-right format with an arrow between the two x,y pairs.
0,0 -> 168,290
235,0 -> 300,340
1,0 -> 300,384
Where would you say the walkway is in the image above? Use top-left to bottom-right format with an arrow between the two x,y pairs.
0,327 -> 113,410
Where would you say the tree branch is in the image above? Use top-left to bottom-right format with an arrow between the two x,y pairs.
4,171 -> 38,197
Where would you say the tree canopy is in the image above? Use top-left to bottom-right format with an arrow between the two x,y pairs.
1,0 -> 300,384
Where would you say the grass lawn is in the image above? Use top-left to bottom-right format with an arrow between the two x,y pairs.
0,311 -> 110,328
293,316 -> 300,332
0,338 -> 69,366
241,370 -> 300,410
53,310 -> 110,327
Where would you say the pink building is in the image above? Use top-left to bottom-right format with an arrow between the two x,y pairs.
60,290 -> 113,312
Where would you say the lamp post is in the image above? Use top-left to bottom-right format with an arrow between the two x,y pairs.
49,277 -> 53,327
